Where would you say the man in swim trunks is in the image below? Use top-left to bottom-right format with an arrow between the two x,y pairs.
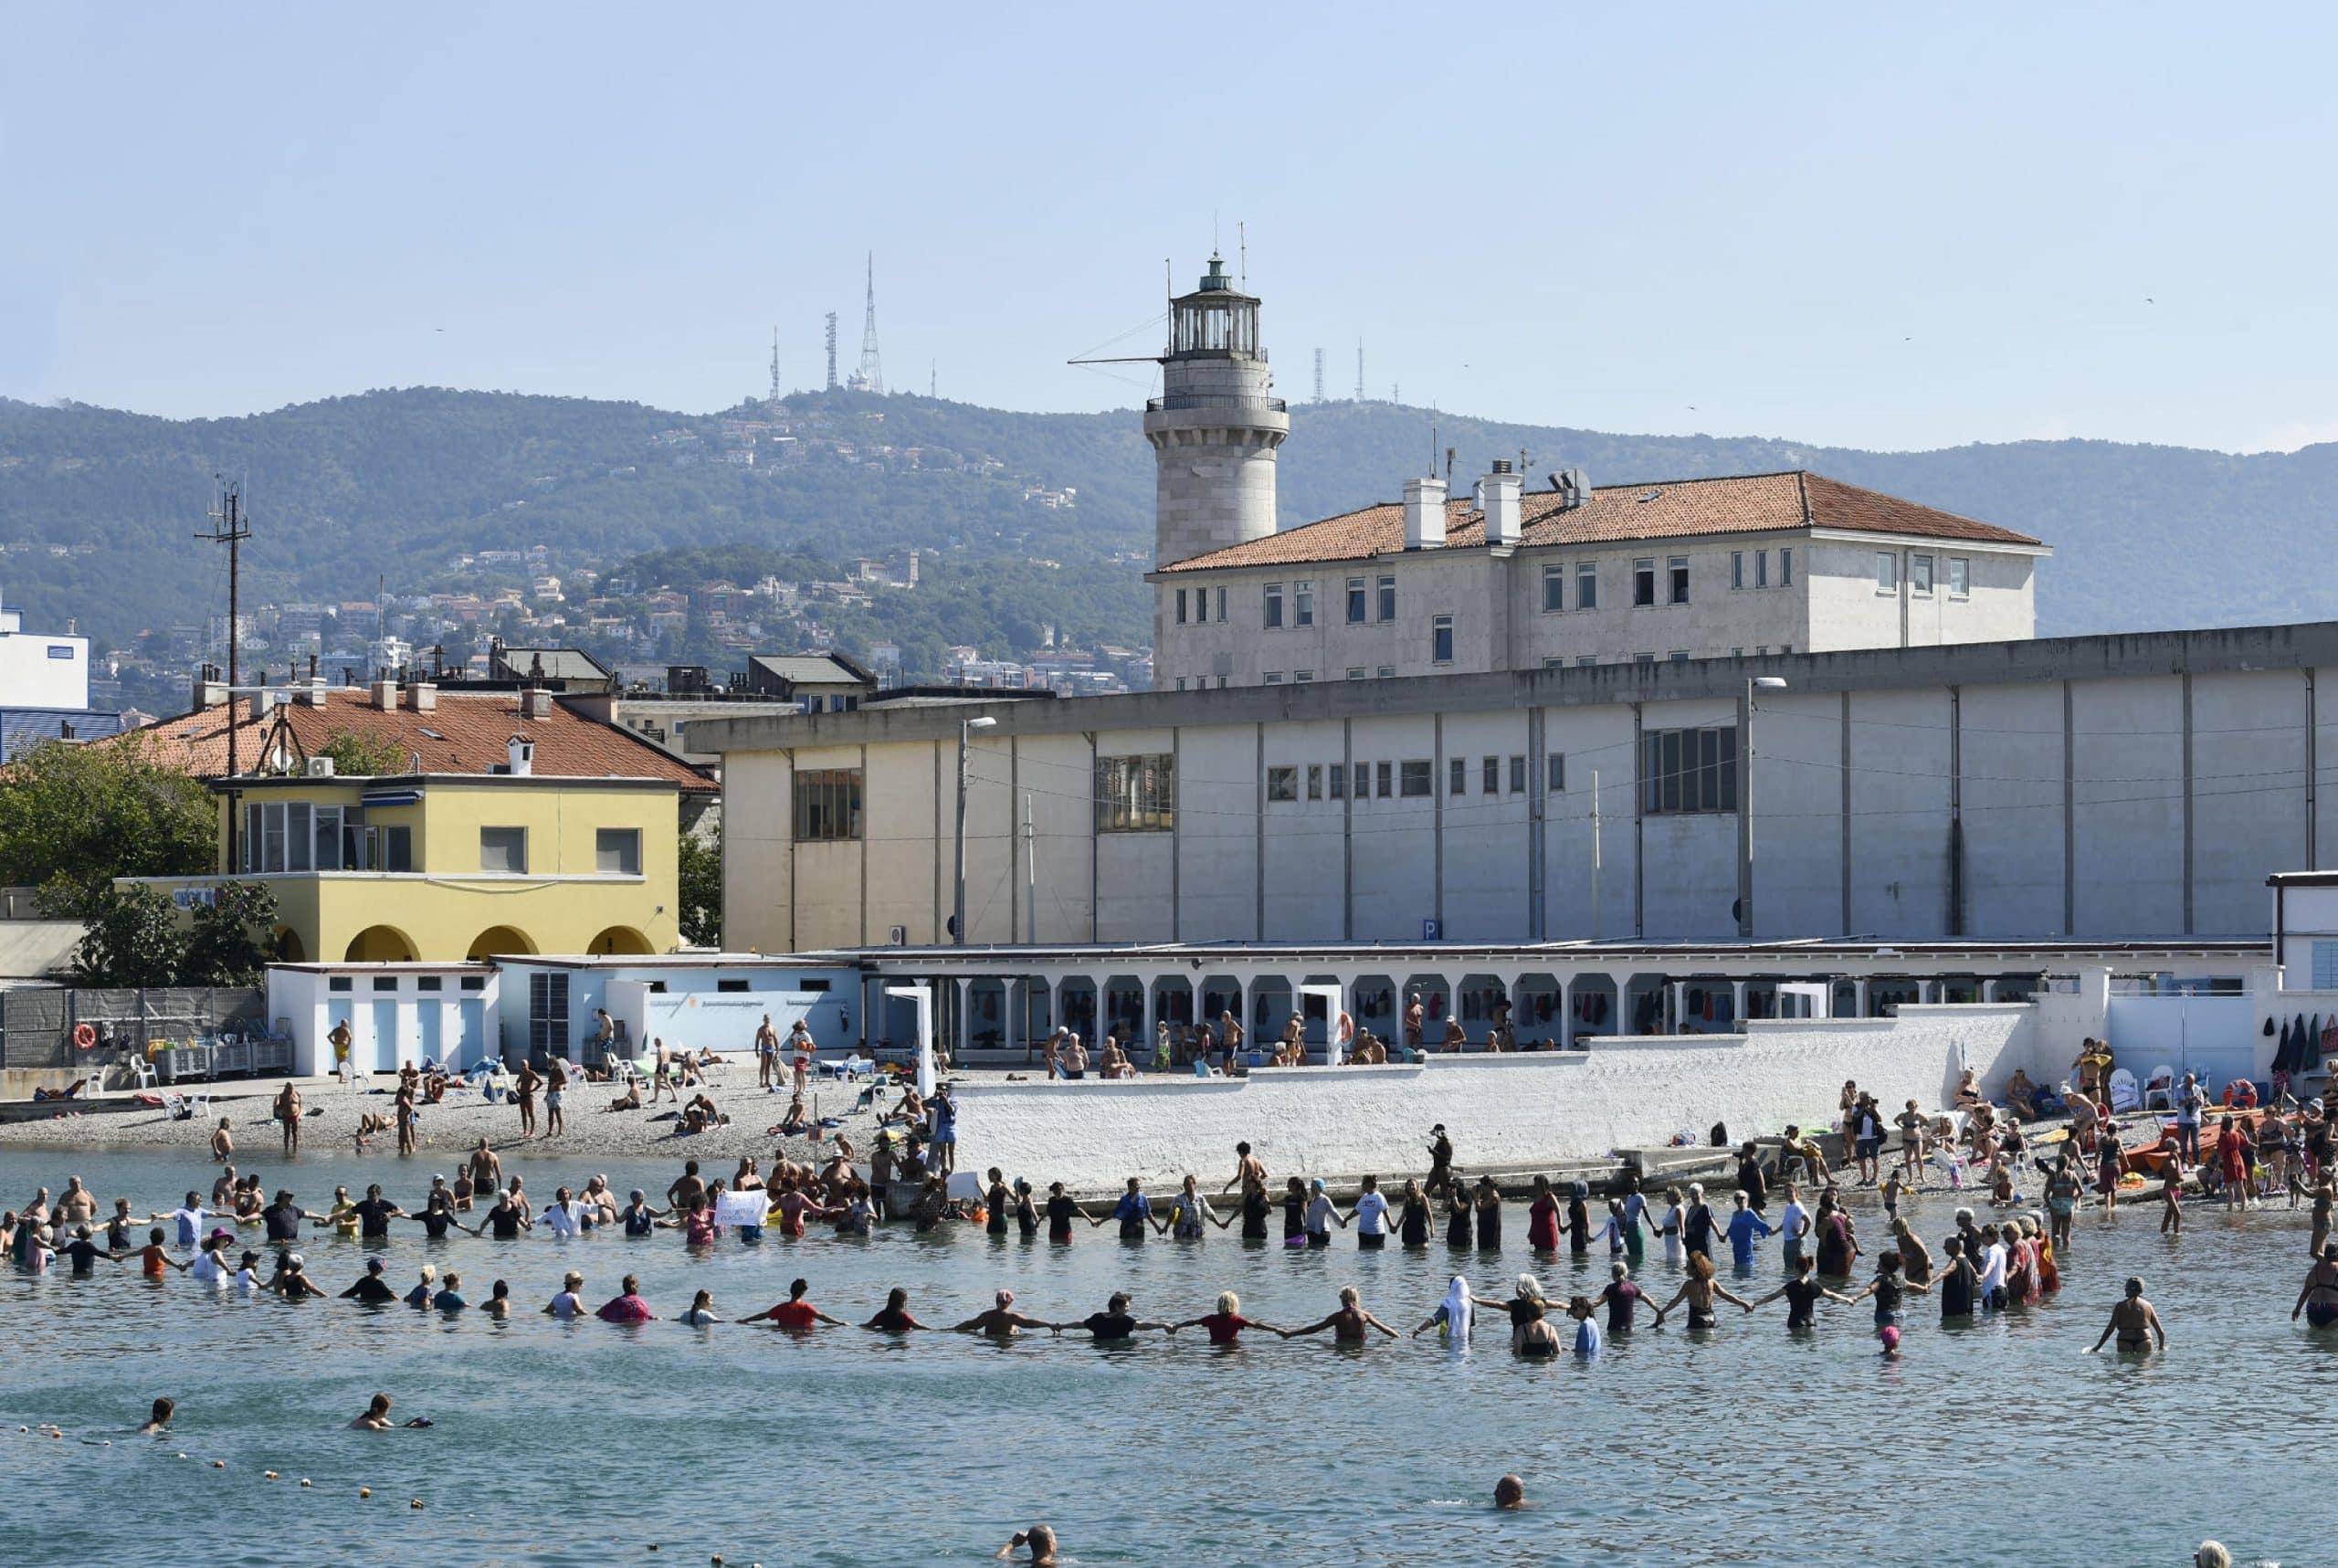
742,1277 -> 845,1330
950,1289 -> 1053,1339
1064,1290 -> 1171,1341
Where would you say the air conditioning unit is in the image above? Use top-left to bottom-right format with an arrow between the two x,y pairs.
304,756 -> 337,779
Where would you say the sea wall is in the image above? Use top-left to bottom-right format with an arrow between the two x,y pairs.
954,1004 -> 2036,1191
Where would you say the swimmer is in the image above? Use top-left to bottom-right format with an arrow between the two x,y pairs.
2088,1275 -> 2165,1354
1282,1285 -> 1399,1343
1654,1252 -> 1754,1328
1594,1261 -> 1659,1333
431,1271 -> 467,1312
863,1286 -> 927,1331
679,1289 -> 721,1327
1879,1324 -> 1902,1360
486,1280 -> 511,1321
1564,1295 -> 1602,1355
351,1393 -> 395,1431
135,1397 -> 174,1436
596,1275 -> 655,1323
1411,1275 -> 1476,1341
995,1524 -> 1058,1564
950,1289 -> 1051,1338
341,1258 -> 396,1302
1493,1475 -> 1527,1510
1172,1289 -> 1286,1343
1063,1290 -> 1172,1342
1750,1253 -> 1856,1330
2290,1243 -> 2338,1328
543,1272 -> 587,1320
741,1278 -> 845,1331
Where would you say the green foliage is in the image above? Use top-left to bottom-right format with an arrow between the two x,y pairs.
0,737 -> 215,917
678,821 -> 721,948
315,729 -> 406,777
71,881 -> 184,988
180,880 -> 279,985
8,384 -> 2338,672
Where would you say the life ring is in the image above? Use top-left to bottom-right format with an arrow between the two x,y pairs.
71,1022 -> 98,1050
1334,1012 -> 1354,1047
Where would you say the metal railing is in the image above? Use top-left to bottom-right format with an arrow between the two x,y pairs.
1145,395 -> 1288,414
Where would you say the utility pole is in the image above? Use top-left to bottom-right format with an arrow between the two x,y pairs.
202,480 -> 252,871
1023,790 -> 1036,943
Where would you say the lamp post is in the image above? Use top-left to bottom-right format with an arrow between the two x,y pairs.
1738,676 -> 1788,939
953,715 -> 998,945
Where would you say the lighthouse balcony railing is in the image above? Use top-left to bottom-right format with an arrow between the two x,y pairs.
1145,394 -> 1288,414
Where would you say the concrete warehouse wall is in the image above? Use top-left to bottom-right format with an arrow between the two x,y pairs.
953,1003 -> 2035,1192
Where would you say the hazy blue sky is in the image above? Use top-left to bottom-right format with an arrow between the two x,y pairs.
5,4 -> 2334,452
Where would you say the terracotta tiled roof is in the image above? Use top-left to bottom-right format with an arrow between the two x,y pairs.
101,689 -> 714,791
1154,469 -> 2043,573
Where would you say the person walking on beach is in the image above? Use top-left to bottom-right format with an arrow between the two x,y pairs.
543,1058 -> 567,1140
2174,1072 -> 2205,1170
394,1077 -> 418,1155
2045,1157 -> 2081,1252
2089,1276 -> 2165,1354
789,1020 -> 815,1096
1283,1285 -> 1400,1343
2215,1115 -> 2251,1211
274,1081 -> 304,1155
755,1015 -> 779,1090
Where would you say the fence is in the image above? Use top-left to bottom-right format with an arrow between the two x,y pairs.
0,986 -> 266,1070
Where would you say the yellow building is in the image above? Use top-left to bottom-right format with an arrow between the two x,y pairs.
111,679 -> 714,963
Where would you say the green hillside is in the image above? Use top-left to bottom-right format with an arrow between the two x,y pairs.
2,386 -> 2333,662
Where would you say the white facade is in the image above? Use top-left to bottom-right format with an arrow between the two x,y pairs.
0,610 -> 90,710
1152,489 -> 2041,691
699,621 -> 2338,952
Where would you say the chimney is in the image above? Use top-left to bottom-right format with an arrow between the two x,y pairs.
1403,476 -> 1448,550
371,676 -> 399,711
1482,459 -> 1522,545
521,687 -> 554,720
406,681 -> 437,713
302,677 -> 328,708
247,690 -> 275,723
506,734 -> 534,776
195,666 -> 226,710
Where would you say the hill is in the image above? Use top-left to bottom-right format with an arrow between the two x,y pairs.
2,387 -> 2334,675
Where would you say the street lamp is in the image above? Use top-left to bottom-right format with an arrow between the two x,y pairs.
953,715 -> 999,945
1738,676 -> 1788,939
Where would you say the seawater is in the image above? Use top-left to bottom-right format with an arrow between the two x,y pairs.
0,1148 -> 2312,1567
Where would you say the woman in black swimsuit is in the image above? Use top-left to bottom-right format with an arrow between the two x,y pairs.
1013,1180 -> 1039,1238
1655,1251 -> 1752,1329
1473,1176 -> 1503,1251
1396,1179 -> 1431,1247
1281,1177 -> 1307,1249
1752,1253 -> 1856,1331
1936,1237 -> 1979,1320
985,1169 -> 1012,1238
1445,1183 -> 1474,1248
1239,1184 -> 1269,1242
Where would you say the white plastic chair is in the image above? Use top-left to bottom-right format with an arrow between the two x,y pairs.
125,1054 -> 158,1093
2107,1066 -> 2141,1114
2142,1064 -> 2176,1111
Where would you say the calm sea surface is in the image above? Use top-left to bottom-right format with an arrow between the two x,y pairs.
0,1148 -> 2311,1567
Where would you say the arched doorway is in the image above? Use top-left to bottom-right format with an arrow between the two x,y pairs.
586,925 -> 654,956
273,926 -> 309,964
344,924 -> 418,963
467,925 -> 539,962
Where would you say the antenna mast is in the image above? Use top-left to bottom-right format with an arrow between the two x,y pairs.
201,479 -> 252,868
824,312 -> 839,392
852,252 -> 884,395
768,327 -> 782,405
1312,347 -> 1324,403
1355,342 -> 1364,401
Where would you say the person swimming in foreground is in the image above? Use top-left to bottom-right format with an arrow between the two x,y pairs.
2291,1242 -> 2338,1328
995,1524 -> 1057,1564
2088,1275 -> 2165,1354
349,1393 -> 430,1430
135,1397 -> 173,1436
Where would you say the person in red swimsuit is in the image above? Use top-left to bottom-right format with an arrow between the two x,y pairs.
1174,1289 -> 1287,1343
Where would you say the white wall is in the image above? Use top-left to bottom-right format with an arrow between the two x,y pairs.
954,1004 -> 2036,1190
0,628 -> 90,710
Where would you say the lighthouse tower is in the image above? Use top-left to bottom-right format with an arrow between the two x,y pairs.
1144,254 -> 1290,567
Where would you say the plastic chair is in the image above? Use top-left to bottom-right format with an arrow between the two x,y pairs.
125,1054 -> 158,1093
2143,1064 -> 2176,1111
2107,1067 -> 2141,1114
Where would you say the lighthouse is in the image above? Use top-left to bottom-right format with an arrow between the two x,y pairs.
1143,254 -> 1290,567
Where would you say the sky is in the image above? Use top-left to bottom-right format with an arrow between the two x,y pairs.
5,3 -> 2336,453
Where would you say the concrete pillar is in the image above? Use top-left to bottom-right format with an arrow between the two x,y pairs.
1140,976 -> 1155,1072
1557,977 -> 1572,1049
1854,978 -> 1870,1017
1669,980 -> 1686,1035
1732,980 -> 1747,1028
1918,979 -> 1936,1005
1982,979 -> 1997,1003
953,976 -> 972,1059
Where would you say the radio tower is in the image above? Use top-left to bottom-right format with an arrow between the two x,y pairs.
1354,342 -> 1365,401
848,252 -> 884,394
824,312 -> 839,392
1312,346 -> 1324,402
768,327 -> 783,405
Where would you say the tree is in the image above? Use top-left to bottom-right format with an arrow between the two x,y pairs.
181,881 -> 279,985
679,819 -> 721,947
0,738 -> 214,918
315,729 -> 406,777
71,882 -> 184,988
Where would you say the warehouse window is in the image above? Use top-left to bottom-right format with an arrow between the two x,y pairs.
1633,559 -> 1656,606
1731,552 -> 1744,590
1346,577 -> 1366,624
1306,764 -> 1322,801
1780,548 -> 1794,586
1948,556 -> 1970,597
1546,752 -> 1566,792
1096,753 -> 1174,833
1294,580 -> 1315,627
1377,575 -> 1395,621
1328,763 -> 1347,800
1264,583 -> 1284,628
1399,759 -> 1432,797
1876,552 -> 1898,593
1640,725 -> 1738,815
1576,562 -> 1598,610
1174,588 -> 1188,625
1543,564 -> 1564,612
1266,765 -> 1298,804
1449,758 -> 1467,796
1431,615 -> 1454,664
1481,755 -> 1499,795
1911,553 -> 1934,595
1669,556 -> 1690,605
1509,754 -> 1526,794
791,770 -> 862,842
1374,761 -> 1393,798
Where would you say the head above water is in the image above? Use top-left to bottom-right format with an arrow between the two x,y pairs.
1493,1475 -> 1525,1510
